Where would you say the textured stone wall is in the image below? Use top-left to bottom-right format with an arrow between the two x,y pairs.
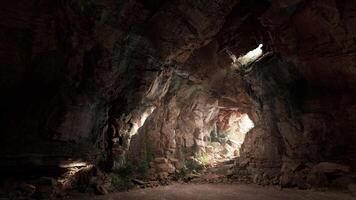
0,0 -> 355,190
0,0 -> 238,176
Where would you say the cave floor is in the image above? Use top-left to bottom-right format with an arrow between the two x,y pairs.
72,183 -> 355,200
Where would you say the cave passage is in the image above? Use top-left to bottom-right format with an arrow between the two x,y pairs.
0,0 -> 356,199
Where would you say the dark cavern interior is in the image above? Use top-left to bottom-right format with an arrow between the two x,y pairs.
1,0 -> 356,199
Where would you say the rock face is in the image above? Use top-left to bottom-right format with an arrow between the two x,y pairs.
0,0 -> 237,174
238,55 -> 355,187
218,0 -> 356,187
0,0 -> 356,194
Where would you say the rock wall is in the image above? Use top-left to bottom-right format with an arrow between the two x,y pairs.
237,55 -> 356,188
0,0 -> 355,191
218,0 -> 356,188
0,0 -> 238,176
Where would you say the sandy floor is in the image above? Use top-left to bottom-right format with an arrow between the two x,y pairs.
71,183 -> 355,200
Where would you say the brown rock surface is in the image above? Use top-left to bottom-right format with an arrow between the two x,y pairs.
0,0 -> 356,196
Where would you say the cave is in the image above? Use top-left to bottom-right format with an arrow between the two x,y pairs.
0,0 -> 356,199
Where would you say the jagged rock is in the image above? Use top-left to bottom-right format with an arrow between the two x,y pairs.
236,159 -> 249,168
154,157 -> 168,164
194,139 -> 206,147
94,185 -> 108,195
132,179 -> 146,185
305,162 -> 351,188
10,183 -> 37,199
306,172 -> 329,188
155,163 -> 176,174
169,158 -> 184,170
158,172 -> 169,180
311,162 -> 350,174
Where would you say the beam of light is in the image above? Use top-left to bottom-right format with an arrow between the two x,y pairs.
129,106 -> 156,136
59,161 -> 90,168
228,44 -> 263,68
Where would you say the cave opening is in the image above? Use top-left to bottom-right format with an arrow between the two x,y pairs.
227,44 -> 264,70
215,112 -> 255,159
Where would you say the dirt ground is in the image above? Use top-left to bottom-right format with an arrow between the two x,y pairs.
71,183 -> 355,200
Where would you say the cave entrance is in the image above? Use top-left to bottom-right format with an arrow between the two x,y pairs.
110,44 -> 263,180
194,111 -> 254,168
192,45 -> 263,167
187,45 -> 263,170
227,44 -> 264,73
216,112 -> 254,157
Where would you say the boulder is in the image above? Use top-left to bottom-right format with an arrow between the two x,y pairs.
311,162 -> 350,174
154,157 -> 168,164
94,185 -> 108,195
158,172 -> 169,180
194,139 -> 206,147
155,163 -> 176,173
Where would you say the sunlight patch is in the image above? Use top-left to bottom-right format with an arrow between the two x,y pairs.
226,113 -> 254,150
228,44 -> 263,69
130,106 -> 156,136
201,112 -> 255,165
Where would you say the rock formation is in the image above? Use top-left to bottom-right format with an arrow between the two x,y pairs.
0,0 -> 355,197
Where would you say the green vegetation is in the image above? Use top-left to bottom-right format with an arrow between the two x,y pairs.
185,159 -> 203,171
137,147 -> 153,176
110,163 -> 136,191
136,159 -> 150,176
110,173 -> 134,191
96,153 -> 109,171
196,153 -> 211,165
172,168 -> 187,181
110,147 -> 153,191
